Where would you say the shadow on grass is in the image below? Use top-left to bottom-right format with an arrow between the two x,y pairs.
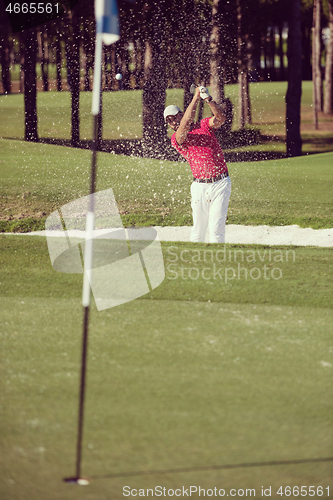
89,456 -> 333,480
35,137 -> 287,163
302,136 -> 333,148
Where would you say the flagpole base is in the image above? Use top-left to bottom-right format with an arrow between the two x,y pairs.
64,477 -> 90,486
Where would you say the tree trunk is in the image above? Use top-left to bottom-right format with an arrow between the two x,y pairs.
142,2 -> 167,152
182,0 -> 197,111
238,72 -> 245,129
301,24 -> 312,80
82,19 -> 94,92
237,0 -> 251,128
142,38 -> 167,148
37,30 -> 49,92
312,0 -> 322,128
244,57 -> 252,124
104,45 -> 112,91
263,36 -> 269,80
210,0 -> 224,103
111,44 -> 117,90
23,30 -> 38,142
269,26 -> 276,81
278,24 -> 285,81
0,27 -> 11,94
133,38 -> 144,89
209,0 -> 233,138
286,0 -> 302,157
66,10 -> 81,146
19,33 -> 25,93
55,34 -> 62,91
120,39 -> 130,90
324,0 -> 333,114
197,33 -> 210,86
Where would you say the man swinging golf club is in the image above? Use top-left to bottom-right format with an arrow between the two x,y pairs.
164,86 -> 231,243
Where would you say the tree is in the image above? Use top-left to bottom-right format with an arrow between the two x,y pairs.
324,0 -> 333,114
312,0 -> 323,128
19,32 -> 25,93
132,37 -> 144,89
141,0 -> 168,152
286,0 -> 303,156
210,0 -> 224,103
0,24 -> 11,94
63,6 -> 81,146
207,0 -> 235,136
82,19 -> 95,91
23,29 -> 39,142
278,23 -> 286,80
0,0 -> 11,94
180,0 -> 198,110
55,29 -> 63,91
301,0 -> 313,80
237,0 -> 251,128
37,29 -> 49,92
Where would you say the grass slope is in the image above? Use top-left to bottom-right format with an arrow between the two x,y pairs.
1,234 -> 333,499
0,236 -> 332,309
1,139 -> 333,231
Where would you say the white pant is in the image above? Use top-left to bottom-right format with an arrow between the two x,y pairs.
190,176 -> 231,243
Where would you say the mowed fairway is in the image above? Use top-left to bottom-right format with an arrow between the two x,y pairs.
0,139 -> 333,230
1,234 -> 333,500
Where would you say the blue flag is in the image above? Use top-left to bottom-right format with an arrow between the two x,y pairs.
95,0 -> 120,45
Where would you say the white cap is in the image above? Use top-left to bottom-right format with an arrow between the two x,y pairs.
164,105 -> 182,123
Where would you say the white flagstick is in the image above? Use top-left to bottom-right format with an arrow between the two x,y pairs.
82,32 -> 103,308
82,211 -> 95,306
91,33 -> 103,117
64,33 -> 103,487
64,0 -> 120,485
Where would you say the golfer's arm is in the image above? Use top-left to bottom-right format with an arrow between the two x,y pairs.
208,100 -> 226,129
175,95 -> 200,145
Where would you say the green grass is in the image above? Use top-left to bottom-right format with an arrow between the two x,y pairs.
1,82 -> 332,154
0,89 -> 144,141
1,236 -> 332,309
0,139 -> 332,231
5,62 -> 68,82
1,235 -> 333,499
1,80 -> 332,500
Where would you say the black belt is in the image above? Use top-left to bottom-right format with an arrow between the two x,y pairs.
193,172 -> 229,183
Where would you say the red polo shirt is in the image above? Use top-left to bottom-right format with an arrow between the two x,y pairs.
171,117 -> 228,179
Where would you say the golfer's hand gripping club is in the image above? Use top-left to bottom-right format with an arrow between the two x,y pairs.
199,86 -> 211,101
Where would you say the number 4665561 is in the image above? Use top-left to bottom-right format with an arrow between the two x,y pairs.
6,3 -> 59,14
277,486 -> 330,496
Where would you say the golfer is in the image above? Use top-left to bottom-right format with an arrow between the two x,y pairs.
164,86 -> 231,243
